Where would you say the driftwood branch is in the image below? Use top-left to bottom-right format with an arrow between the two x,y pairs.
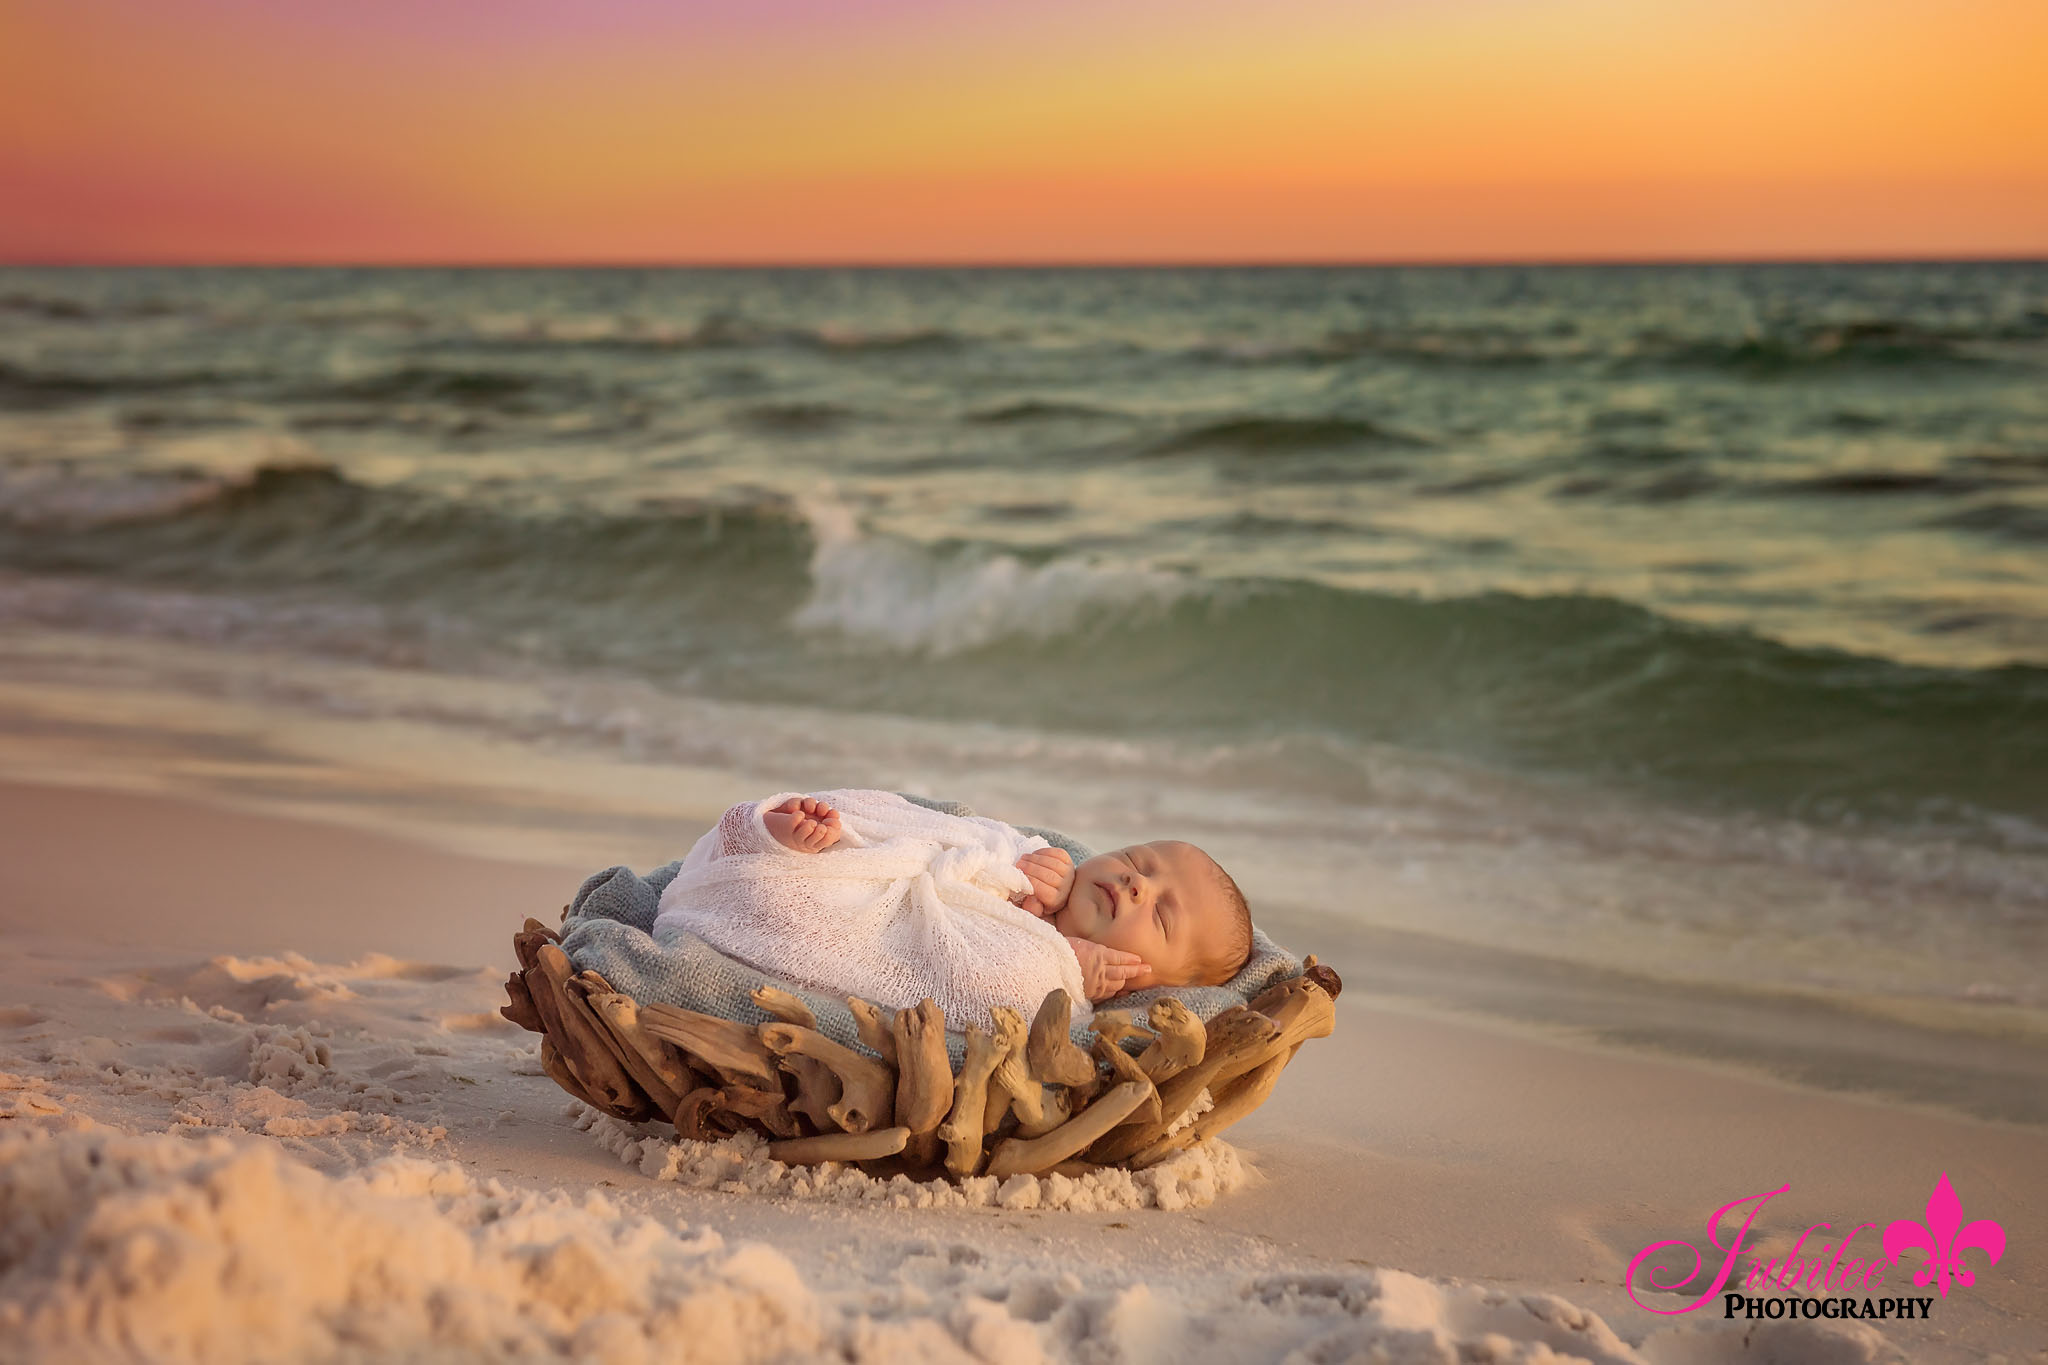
539,1036 -> 599,1109
532,946 -> 651,1120
891,998 -> 950,1166
1212,977 -> 1336,1090
785,1054 -> 841,1132
758,1022 -> 896,1133
1300,954 -> 1344,1001
1091,1010 -> 1152,1053
590,992 -> 704,1098
1133,1051 -> 1289,1168
641,1002 -> 782,1089
750,984 -> 818,1029
987,1006 -> 1062,1136
672,1086 -> 725,1141
848,997 -> 898,1066
986,1081 -> 1150,1179
500,973 -> 542,1032
768,1127 -> 911,1166
1088,1006 -> 1278,1164
717,1082 -> 803,1139
1091,1033 -> 1161,1128
937,1022 -> 1007,1178
1027,990 -> 1095,1090
1136,998 -> 1204,1081
586,992 -> 685,1115
513,918 -> 560,972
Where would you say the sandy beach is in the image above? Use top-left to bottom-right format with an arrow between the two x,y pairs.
6,772 -> 2040,1362
7,0 -> 2046,1352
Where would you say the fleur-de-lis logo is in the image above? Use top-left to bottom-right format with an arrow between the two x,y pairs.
1884,1172 -> 2006,1298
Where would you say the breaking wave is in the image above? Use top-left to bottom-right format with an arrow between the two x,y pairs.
2,462 -> 2042,845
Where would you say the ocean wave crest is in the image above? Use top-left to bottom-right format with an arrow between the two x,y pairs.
966,399 -> 1128,425
1929,501 -> 2048,546
0,465 -> 250,532
789,501 -> 1194,655
412,311 -> 972,357
0,360 -> 249,410
1146,416 -> 1432,457
4,459 -> 2043,846
0,291 -> 188,323
1623,319 -> 2000,375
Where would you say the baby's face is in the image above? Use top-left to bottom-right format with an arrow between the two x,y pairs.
1053,840 -> 1230,990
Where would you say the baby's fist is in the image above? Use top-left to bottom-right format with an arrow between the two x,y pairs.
1012,847 -> 1075,918
1065,935 -> 1146,1003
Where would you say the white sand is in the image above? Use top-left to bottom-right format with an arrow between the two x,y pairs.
3,781 -> 2041,1363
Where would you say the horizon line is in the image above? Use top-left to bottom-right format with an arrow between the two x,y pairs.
5,253 -> 2046,271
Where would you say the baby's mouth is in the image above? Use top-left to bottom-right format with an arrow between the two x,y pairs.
1095,881 -> 1117,919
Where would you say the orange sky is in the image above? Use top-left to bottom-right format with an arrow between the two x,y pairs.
3,0 -> 2044,264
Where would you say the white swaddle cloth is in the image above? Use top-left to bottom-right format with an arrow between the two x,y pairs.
653,788 -> 1090,1032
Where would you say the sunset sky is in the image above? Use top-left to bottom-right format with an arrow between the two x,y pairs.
4,0 -> 2044,264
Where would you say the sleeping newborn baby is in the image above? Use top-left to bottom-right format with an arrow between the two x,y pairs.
652,789 -> 1254,1032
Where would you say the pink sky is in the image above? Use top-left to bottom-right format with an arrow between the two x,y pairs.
3,0 -> 2044,263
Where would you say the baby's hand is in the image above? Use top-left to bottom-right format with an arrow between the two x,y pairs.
1011,847 -> 1074,918
763,797 -> 842,853
1065,935 -> 1146,1002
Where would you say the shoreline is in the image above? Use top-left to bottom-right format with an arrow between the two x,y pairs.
7,760 -> 2044,1131
1251,905 -> 2048,1131
3,620 -> 2041,1011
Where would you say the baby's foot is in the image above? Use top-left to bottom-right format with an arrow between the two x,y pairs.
764,796 -> 842,853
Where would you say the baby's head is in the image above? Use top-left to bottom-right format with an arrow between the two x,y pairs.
1053,840 -> 1252,993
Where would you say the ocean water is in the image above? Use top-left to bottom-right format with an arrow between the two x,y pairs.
2,264 -> 2044,1010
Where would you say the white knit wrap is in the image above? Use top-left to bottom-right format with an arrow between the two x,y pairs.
652,788 -> 1090,1032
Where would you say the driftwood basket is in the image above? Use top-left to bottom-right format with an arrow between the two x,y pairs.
501,916 -> 1341,1181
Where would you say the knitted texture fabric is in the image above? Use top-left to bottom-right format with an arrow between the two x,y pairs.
651,789 -> 1090,1033
560,793 -> 1303,1069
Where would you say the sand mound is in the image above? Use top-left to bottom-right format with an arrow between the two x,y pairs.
580,1106 -> 1253,1213
0,1073 -> 80,1129
92,953 -> 493,1025
0,1128 -> 823,1365
2,1127 -> 1894,1365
